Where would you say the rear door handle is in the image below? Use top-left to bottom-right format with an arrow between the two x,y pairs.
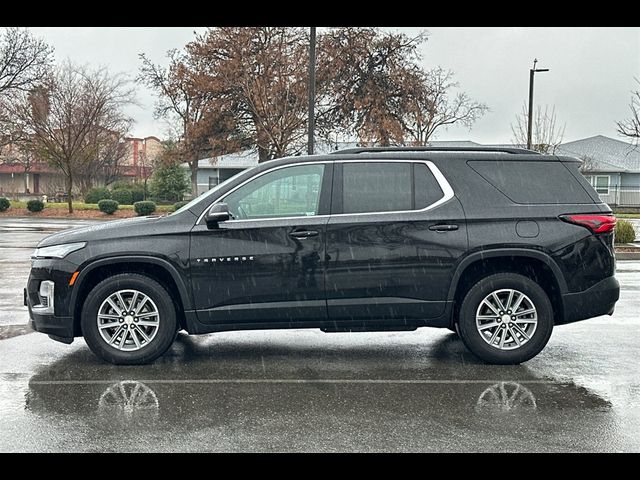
289,230 -> 319,238
429,224 -> 459,232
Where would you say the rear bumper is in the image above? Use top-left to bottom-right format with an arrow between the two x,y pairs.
560,276 -> 620,325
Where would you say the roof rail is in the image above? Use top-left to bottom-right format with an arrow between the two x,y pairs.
330,146 -> 540,155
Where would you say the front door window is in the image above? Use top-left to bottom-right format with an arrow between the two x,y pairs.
222,164 -> 325,220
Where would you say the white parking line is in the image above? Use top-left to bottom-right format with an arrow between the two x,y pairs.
29,378 -> 566,385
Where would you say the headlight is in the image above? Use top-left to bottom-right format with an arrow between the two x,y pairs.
32,242 -> 87,259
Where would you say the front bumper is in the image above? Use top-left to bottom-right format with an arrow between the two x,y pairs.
560,275 -> 620,325
30,317 -> 75,342
26,257 -> 78,343
26,287 -> 74,341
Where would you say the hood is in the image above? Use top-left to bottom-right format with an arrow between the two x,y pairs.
37,214 -> 185,248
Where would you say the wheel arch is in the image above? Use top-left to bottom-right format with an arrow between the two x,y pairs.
448,249 -> 566,327
70,256 -> 192,336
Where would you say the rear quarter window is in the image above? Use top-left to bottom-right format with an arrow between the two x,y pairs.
467,160 -> 595,204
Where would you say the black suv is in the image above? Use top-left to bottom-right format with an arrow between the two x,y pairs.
25,147 -> 620,365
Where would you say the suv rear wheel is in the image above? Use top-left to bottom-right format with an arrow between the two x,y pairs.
457,273 -> 554,364
81,274 -> 178,365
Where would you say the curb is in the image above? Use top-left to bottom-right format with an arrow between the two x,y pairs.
615,252 -> 640,260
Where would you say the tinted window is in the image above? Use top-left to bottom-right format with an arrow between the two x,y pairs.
223,164 -> 324,219
414,163 -> 444,209
468,160 -> 594,204
343,163 -> 412,214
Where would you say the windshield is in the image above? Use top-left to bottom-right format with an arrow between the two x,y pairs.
171,171 -> 246,216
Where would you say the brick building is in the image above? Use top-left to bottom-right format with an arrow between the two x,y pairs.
0,136 -> 162,197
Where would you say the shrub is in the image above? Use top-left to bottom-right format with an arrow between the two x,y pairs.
0,197 -> 10,212
110,180 -> 133,190
173,201 -> 188,212
149,163 -> 190,202
98,199 -> 119,215
615,219 -> 636,244
85,187 -> 111,204
26,199 -> 44,212
110,189 -> 133,205
130,186 -> 146,203
134,200 -> 156,216
113,181 -> 146,202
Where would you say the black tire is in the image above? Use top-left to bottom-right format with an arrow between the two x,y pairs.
81,273 -> 178,365
457,273 -> 554,364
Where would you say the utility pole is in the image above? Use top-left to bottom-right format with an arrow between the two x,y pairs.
308,27 -> 316,155
527,58 -> 549,150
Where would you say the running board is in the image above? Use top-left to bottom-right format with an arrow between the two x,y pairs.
321,326 -> 417,333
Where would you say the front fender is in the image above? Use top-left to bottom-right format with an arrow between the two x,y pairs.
69,255 -> 193,313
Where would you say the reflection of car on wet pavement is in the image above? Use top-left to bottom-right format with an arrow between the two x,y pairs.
25,146 -> 619,366
25,333 -> 614,452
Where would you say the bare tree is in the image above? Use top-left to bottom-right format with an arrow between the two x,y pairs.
578,154 -> 599,174
0,28 -> 53,190
0,28 -> 53,96
617,81 -> 640,145
511,104 -> 566,153
404,67 -> 488,145
135,140 -> 160,198
0,28 -> 53,147
15,62 -> 134,213
138,50 -> 218,194
75,133 -> 128,195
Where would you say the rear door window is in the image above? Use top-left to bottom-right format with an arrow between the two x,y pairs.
343,162 -> 412,214
341,162 -> 445,214
414,163 -> 444,209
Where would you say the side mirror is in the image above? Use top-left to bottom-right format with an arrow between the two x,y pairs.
204,203 -> 230,229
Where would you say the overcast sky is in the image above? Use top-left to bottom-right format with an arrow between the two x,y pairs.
29,27 -> 640,145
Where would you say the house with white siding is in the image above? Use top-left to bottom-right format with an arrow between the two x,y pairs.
555,135 -> 640,207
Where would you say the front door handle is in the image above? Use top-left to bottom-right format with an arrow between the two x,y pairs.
429,224 -> 459,232
289,230 -> 319,238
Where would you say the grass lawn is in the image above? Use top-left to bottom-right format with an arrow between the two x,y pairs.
614,213 -> 640,219
0,201 -> 174,219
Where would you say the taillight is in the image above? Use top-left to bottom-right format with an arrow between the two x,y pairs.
559,214 -> 617,233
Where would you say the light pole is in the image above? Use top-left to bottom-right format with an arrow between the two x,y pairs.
527,58 -> 549,150
308,27 -> 316,155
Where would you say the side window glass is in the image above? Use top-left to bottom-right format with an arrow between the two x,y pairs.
223,164 -> 325,220
414,163 -> 444,209
343,162 -> 412,214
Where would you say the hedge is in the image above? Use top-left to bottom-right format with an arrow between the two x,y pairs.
134,201 -> 156,216
111,189 -> 133,205
85,187 -> 111,204
173,201 -> 188,212
615,219 -> 636,244
0,197 -> 10,212
98,199 -> 119,215
26,199 -> 44,212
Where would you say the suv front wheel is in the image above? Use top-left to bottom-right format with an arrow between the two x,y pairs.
457,273 -> 554,364
81,274 -> 178,365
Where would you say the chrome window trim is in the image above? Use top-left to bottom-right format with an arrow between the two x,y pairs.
196,159 -> 454,225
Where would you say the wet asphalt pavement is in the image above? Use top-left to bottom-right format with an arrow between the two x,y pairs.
0,218 -> 639,452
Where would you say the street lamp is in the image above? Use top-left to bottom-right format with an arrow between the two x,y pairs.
527,58 -> 549,150
308,27 -> 316,155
